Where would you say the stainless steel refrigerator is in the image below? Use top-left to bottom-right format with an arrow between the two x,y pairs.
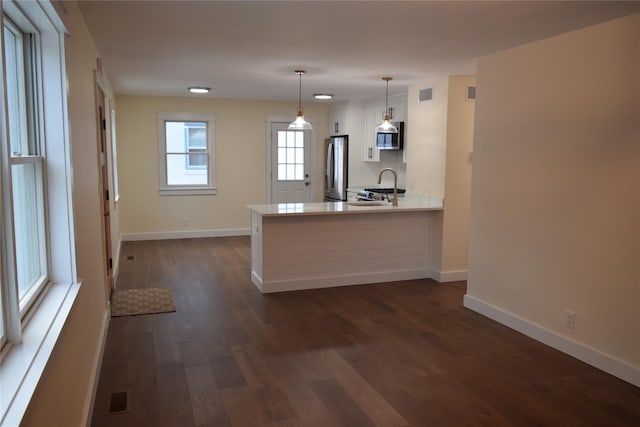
324,135 -> 348,201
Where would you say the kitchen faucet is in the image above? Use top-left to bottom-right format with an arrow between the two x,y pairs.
377,168 -> 398,206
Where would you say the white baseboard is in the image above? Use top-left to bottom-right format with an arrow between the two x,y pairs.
252,268 -> 436,293
463,294 -> 640,388
433,269 -> 467,282
122,228 -> 250,241
82,308 -> 110,427
251,271 -> 265,292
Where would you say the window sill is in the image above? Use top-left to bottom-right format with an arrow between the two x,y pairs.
0,281 -> 81,426
159,188 -> 217,196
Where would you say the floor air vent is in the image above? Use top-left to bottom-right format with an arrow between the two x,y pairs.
107,390 -> 131,415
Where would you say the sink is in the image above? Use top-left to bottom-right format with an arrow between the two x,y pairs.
347,200 -> 387,206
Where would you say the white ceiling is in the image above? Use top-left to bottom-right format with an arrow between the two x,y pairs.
77,1 -> 640,102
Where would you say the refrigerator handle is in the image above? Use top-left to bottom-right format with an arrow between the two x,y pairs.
326,142 -> 334,190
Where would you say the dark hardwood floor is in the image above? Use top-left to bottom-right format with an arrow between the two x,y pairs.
91,237 -> 640,427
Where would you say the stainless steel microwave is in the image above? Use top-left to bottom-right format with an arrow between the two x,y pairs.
376,121 -> 404,150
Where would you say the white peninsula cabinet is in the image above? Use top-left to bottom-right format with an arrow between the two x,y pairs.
248,197 -> 443,293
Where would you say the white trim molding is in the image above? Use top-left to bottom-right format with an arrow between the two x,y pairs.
82,308 -> 110,427
122,228 -> 250,242
463,294 -> 640,388
0,282 -> 81,426
253,268 -> 436,293
432,269 -> 467,282
112,237 -> 122,287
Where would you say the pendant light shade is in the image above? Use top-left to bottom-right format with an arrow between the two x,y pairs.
288,70 -> 313,130
375,77 -> 398,134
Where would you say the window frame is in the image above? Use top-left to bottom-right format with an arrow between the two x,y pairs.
157,112 -> 216,195
109,100 -> 120,203
2,15 -> 49,318
0,1 -> 81,424
276,129 -> 306,182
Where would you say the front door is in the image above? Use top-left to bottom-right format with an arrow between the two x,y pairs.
270,122 -> 313,203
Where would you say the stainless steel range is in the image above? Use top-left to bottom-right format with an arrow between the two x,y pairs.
356,188 -> 406,201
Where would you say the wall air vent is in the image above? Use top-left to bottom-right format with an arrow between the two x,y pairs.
419,87 -> 433,102
107,390 -> 131,415
466,85 -> 477,101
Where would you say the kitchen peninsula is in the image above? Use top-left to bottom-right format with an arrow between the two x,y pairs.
247,196 -> 443,293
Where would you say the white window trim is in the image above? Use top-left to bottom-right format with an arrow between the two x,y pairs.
0,1 -> 81,425
0,282 -> 80,425
157,112 -> 216,196
109,99 -> 120,203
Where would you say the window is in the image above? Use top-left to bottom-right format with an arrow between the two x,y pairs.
157,112 -> 216,195
3,17 -> 48,317
185,122 -> 206,168
277,130 -> 305,181
110,101 -> 120,202
1,1 -> 80,423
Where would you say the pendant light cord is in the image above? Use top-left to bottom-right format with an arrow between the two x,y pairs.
299,72 -> 302,114
295,70 -> 305,116
385,79 -> 389,118
382,76 -> 392,120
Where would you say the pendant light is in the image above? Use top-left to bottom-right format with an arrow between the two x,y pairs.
375,76 -> 398,134
288,70 -> 313,130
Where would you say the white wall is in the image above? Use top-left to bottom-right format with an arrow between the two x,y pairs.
440,76 -> 475,275
466,13 -> 640,381
22,1 -> 113,425
406,76 -> 475,279
406,77 -> 449,197
116,95 -> 329,237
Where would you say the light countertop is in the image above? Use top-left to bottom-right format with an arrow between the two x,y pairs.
248,195 -> 443,217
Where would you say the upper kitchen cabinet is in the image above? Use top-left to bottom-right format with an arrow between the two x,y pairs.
328,94 -> 407,164
328,109 -> 348,135
363,94 -> 407,162
363,107 -> 383,161
328,101 -> 365,170
387,98 -> 406,123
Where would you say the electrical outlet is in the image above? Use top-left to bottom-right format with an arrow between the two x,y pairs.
565,310 -> 575,329
182,217 -> 189,227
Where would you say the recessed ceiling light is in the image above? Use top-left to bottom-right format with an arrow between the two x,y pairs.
313,94 -> 333,100
188,87 -> 210,94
